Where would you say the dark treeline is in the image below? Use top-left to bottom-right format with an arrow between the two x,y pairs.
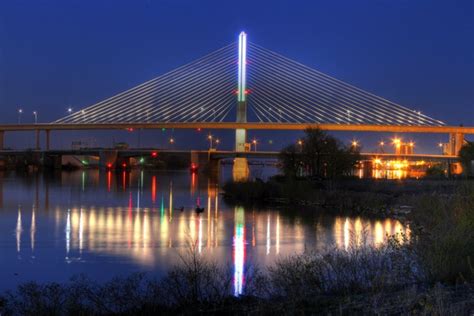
279,128 -> 360,179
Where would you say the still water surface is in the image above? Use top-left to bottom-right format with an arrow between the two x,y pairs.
0,168 -> 408,293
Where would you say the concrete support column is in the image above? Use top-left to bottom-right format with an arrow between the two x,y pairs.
35,130 -> 40,150
45,130 -> 51,151
0,130 -> 4,151
235,101 -> 247,152
449,132 -> 465,156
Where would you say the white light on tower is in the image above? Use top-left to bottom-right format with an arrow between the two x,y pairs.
238,31 -> 247,102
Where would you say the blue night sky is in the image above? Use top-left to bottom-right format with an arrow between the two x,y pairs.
0,0 -> 473,152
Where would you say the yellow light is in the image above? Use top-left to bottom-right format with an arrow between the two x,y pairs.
374,158 -> 382,164
409,142 -> 414,147
379,141 -> 385,146
351,140 -> 358,147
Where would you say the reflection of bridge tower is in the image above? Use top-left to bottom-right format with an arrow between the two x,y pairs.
235,32 -> 247,152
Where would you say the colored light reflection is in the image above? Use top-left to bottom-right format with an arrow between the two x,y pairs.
16,207 -> 22,253
233,207 -> 245,296
151,176 -> 157,204
107,171 -> 112,192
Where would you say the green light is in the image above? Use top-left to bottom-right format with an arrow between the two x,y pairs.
139,157 -> 145,164
81,160 -> 88,165
162,128 -> 166,132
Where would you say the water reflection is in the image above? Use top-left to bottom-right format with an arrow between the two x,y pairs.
233,207 -> 245,296
1,169 -> 409,294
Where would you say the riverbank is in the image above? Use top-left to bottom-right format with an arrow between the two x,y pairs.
1,247 -> 472,315
223,177 -> 465,219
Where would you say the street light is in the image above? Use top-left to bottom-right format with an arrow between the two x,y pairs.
215,138 -> 220,149
351,140 -> 359,148
252,139 -> 258,151
207,134 -> 213,149
438,142 -> 444,154
33,111 -> 38,124
68,107 -> 73,114
297,139 -> 303,152
18,108 -> 23,124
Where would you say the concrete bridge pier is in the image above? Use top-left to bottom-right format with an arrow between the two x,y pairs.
45,130 -> 51,151
449,132 -> 465,156
0,130 -> 4,151
43,154 -> 62,169
35,130 -> 41,150
191,150 -> 211,172
99,150 -> 118,169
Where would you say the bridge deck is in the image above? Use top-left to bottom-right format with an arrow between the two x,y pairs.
0,149 -> 458,161
0,123 -> 473,134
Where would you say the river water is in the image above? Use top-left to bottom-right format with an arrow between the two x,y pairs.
0,167 -> 408,293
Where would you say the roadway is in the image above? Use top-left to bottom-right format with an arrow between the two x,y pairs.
0,148 -> 459,161
0,122 -> 473,134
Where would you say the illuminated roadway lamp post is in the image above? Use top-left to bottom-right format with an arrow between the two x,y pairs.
438,142 -> 444,154
252,139 -> 258,152
208,134 -> 213,150
235,31 -> 247,152
17,108 -> 23,124
297,139 -> 303,152
33,111 -> 38,124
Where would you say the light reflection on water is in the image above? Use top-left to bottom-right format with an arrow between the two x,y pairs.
0,169 -> 409,294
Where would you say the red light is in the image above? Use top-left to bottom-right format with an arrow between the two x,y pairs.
151,151 -> 158,158
127,128 -> 134,132
122,163 -> 127,168
106,163 -> 112,168
196,128 -> 202,132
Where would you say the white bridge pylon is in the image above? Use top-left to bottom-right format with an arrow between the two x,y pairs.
55,32 -> 444,129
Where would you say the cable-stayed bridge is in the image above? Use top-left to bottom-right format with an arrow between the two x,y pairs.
0,32 -> 471,156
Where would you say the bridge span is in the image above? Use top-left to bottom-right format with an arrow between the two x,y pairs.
0,123 -> 471,157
